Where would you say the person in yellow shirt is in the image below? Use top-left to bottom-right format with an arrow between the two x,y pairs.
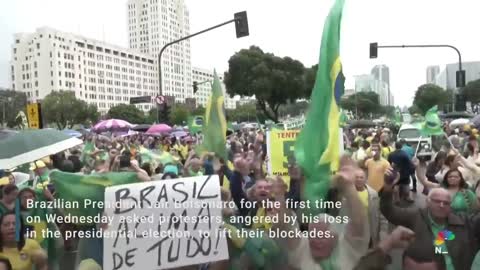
365,144 -> 391,192
0,212 -> 47,270
381,141 -> 394,159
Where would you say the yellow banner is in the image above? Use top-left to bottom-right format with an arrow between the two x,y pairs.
266,130 -> 300,187
26,103 -> 41,129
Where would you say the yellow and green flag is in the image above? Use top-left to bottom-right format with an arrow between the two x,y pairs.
50,171 -> 139,225
295,0 -> 346,210
188,115 -> 204,134
199,71 -> 227,159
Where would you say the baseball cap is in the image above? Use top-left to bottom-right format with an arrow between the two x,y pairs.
29,160 -> 47,171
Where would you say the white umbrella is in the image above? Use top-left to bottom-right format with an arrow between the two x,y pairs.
449,118 -> 470,129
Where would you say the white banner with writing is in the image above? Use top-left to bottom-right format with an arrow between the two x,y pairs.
103,175 -> 229,270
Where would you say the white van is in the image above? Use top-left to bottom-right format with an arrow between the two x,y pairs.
397,124 -> 432,157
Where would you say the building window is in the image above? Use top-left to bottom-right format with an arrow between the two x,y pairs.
36,43 -> 40,49
51,81 -> 53,86
35,90 -> 39,97
34,71 -> 38,77
59,80 -> 62,86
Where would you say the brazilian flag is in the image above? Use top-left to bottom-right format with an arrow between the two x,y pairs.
188,115 -> 204,134
198,71 -> 227,160
295,0 -> 346,213
138,146 -> 179,169
50,171 -> 139,225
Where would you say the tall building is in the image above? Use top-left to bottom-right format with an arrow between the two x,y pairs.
371,64 -> 389,86
10,27 -> 158,113
192,67 -> 237,109
426,65 -> 440,84
127,0 -> 192,102
371,64 -> 391,106
435,61 -> 480,90
354,74 -> 392,106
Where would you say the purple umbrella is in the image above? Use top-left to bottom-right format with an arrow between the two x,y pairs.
93,119 -> 133,133
146,124 -> 172,135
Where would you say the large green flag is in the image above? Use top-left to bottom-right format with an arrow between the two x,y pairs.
50,171 -> 139,225
294,0 -> 345,211
199,71 -> 227,159
421,105 -> 444,136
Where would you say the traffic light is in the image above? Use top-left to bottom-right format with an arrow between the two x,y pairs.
193,81 -> 198,94
369,43 -> 378,58
456,70 -> 466,88
234,11 -> 249,38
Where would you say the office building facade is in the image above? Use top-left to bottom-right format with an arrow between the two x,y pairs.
10,27 -> 158,113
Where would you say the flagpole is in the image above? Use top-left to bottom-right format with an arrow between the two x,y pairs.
414,136 -> 423,156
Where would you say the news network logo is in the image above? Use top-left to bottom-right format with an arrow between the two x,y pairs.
434,230 -> 455,254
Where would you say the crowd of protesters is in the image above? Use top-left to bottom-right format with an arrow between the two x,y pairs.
1,123 -> 480,269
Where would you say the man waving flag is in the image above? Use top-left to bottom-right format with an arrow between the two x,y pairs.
295,0 -> 346,210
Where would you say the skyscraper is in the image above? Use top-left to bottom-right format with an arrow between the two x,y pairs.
371,64 -> 389,86
127,0 -> 192,102
426,65 -> 440,84
371,64 -> 392,106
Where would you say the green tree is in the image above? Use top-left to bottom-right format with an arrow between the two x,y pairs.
462,79 -> 480,104
408,104 -> 422,115
169,104 -> 189,125
413,84 -> 449,114
224,46 -> 307,122
191,106 -> 206,116
381,105 -> 396,118
73,102 -> 100,127
304,64 -> 318,98
226,103 -> 258,122
0,89 -> 27,128
340,91 -> 381,118
43,91 -> 97,129
146,108 -> 158,124
108,104 -> 145,124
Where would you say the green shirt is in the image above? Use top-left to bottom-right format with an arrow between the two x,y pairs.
451,190 -> 477,215
428,213 -> 455,270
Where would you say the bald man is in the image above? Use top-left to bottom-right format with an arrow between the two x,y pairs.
380,168 -> 479,270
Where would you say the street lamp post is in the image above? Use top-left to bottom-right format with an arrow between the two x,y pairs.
0,97 -> 12,128
370,43 -> 465,112
157,11 -> 249,122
